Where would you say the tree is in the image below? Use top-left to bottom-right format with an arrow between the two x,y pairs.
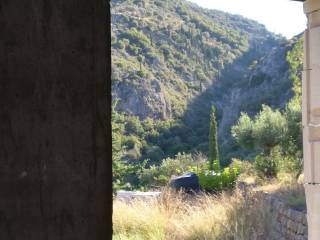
112,101 -> 126,191
231,112 -> 255,150
209,106 -> 219,170
137,55 -> 144,71
232,105 -> 287,154
253,105 -> 287,154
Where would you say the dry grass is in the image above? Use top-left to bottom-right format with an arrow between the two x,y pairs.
272,181 -> 306,212
253,173 -> 306,212
113,188 -> 275,240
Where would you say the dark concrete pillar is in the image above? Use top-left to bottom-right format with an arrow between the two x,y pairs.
0,0 -> 111,239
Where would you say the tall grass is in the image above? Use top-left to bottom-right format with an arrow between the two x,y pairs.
113,188 -> 275,240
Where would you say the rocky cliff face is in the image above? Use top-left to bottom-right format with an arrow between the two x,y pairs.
113,79 -> 172,119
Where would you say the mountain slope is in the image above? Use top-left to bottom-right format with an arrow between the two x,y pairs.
111,0 -> 296,164
111,0 -> 284,118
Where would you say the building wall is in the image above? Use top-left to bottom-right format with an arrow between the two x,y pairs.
0,0 -> 112,239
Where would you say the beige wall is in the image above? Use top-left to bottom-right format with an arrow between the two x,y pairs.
303,1 -> 320,239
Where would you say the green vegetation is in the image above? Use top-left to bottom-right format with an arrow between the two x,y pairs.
113,99 -> 240,192
190,162 -> 239,192
231,36 -> 303,179
231,105 -> 287,177
231,102 -> 301,178
112,0 -> 290,167
112,3 -> 305,233
209,106 -> 219,170
112,0 -> 304,198
139,152 -> 205,187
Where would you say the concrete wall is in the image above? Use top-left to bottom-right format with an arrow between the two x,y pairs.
0,0 -> 111,239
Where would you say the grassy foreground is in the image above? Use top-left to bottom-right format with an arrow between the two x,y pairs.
113,188 -> 275,240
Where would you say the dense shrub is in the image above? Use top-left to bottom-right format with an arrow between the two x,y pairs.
143,145 -> 165,163
115,39 -> 126,50
232,105 -> 287,154
125,116 -> 144,135
120,28 -> 151,49
231,113 -> 254,150
191,161 -> 239,192
253,105 -> 287,153
139,153 -> 206,187
254,146 -> 281,178
232,99 -> 303,178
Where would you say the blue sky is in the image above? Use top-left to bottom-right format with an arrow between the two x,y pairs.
188,0 -> 307,39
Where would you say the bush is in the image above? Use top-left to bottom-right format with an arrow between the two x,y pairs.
232,105 -> 287,154
231,112 -> 254,150
253,105 -> 287,153
142,117 -> 155,131
231,104 -> 302,178
137,70 -> 146,78
139,153 -> 206,187
254,146 -> 282,178
230,159 -> 262,185
143,145 -> 165,162
127,44 -> 141,56
198,167 -> 239,192
188,161 -> 239,192
120,28 -> 151,48
277,153 -> 302,178
115,40 -> 125,49
125,116 -> 144,135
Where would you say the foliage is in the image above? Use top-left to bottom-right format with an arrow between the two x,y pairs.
232,105 -> 287,154
111,0 -> 292,166
230,159 -> 263,185
111,0 -> 296,166
253,105 -> 287,153
280,38 -> 303,177
120,27 -> 151,49
196,165 -> 239,192
231,37 -> 303,178
208,106 -> 219,169
185,160 -> 239,192
112,102 -> 133,191
232,101 -> 302,178
255,146 -> 281,178
139,153 -> 206,187
112,101 -> 148,191
124,116 -> 144,136
231,113 -> 254,150
143,145 -> 165,163
287,37 -> 303,98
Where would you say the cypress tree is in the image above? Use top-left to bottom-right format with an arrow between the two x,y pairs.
209,106 -> 219,171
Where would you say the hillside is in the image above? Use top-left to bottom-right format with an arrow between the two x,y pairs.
111,0 -> 298,164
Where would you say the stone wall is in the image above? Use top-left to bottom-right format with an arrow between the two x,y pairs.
264,194 -> 308,240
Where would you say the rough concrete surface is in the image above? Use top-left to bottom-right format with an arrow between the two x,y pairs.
0,0 -> 112,239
